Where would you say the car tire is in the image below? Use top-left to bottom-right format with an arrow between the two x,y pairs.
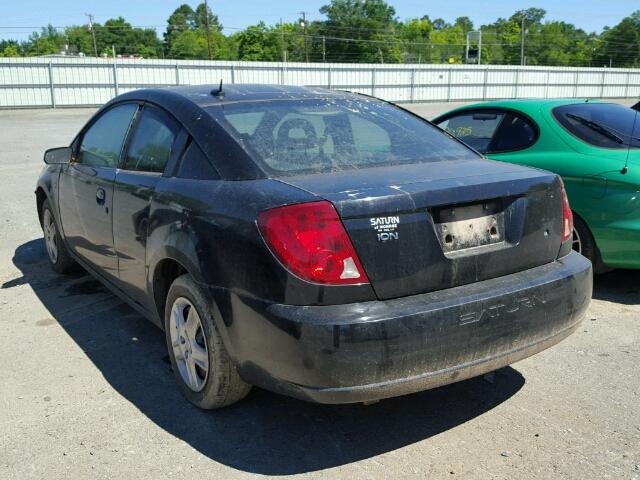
42,199 -> 77,274
164,274 -> 251,409
572,214 -> 598,266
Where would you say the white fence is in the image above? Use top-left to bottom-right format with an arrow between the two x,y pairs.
1,57 -> 639,108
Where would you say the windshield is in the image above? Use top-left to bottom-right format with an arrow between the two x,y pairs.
552,103 -> 640,149
206,97 -> 479,176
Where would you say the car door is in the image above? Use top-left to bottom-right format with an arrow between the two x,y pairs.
58,103 -> 138,280
112,104 -> 183,308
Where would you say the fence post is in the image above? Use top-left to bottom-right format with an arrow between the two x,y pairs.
231,64 -> 236,84
112,62 -> 119,97
514,68 -> 519,99
174,63 -> 180,86
544,70 -> 550,98
281,65 -> 285,85
573,71 -> 579,98
482,67 -> 488,100
624,71 -> 630,98
48,61 -> 55,108
446,67 -> 452,102
371,67 -> 376,97
410,68 -> 416,103
327,66 -> 332,90
600,69 -> 606,98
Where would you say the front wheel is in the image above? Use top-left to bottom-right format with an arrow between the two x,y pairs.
42,199 -> 77,274
164,274 -> 251,409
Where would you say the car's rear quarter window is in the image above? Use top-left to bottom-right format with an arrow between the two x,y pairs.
552,103 -> 640,149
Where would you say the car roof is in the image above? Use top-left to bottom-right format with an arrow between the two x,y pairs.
101,84 -> 371,181
139,84 -> 353,108
433,98 -> 603,119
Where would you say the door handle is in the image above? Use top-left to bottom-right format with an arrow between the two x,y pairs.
96,187 -> 106,204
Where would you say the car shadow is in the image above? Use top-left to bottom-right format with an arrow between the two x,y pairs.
592,269 -> 640,305
5,238 -> 525,476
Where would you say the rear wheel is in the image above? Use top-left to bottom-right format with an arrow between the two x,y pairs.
572,214 -> 597,266
164,274 -> 251,409
42,199 -> 77,274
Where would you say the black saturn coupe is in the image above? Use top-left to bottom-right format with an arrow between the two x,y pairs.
36,84 -> 592,408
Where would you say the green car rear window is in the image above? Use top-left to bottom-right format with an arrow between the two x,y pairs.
552,103 -> 640,149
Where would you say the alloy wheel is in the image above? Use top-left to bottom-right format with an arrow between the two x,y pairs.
169,297 -> 209,392
43,209 -> 58,264
572,226 -> 582,254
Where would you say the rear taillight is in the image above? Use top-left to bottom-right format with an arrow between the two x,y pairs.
257,200 -> 369,285
559,179 -> 573,243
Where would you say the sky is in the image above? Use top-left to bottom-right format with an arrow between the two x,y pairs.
1,0 -> 637,41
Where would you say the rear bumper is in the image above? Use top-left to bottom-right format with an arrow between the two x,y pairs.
217,252 -> 592,404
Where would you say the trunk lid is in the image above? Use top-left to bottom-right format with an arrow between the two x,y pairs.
278,159 -> 564,300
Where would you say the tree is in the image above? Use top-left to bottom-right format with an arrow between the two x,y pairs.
64,25 -> 95,55
429,23 -> 466,63
235,23 -> 271,61
510,8 -> 547,25
432,18 -> 448,31
318,0 -> 403,63
24,25 -> 64,56
454,17 -> 474,36
165,4 -> 196,51
169,29 -> 209,59
169,27 -> 230,59
164,3 -> 223,57
7,5 -> 640,66
400,17 -> 433,62
0,41 -> 20,57
194,3 -> 222,31
595,11 -> 640,67
95,17 -> 162,57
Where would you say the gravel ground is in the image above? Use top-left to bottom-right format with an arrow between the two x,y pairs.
0,101 -> 638,480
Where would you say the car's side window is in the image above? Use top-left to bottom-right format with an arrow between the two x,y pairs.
78,103 -> 138,168
490,113 -> 538,152
437,111 -> 505,153
177,140 -> 220,180
121,106 -> 179,174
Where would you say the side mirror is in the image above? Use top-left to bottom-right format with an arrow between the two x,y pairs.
43,147 -> 72,165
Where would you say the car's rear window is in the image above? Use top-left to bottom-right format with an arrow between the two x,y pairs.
206,97 -> 478,176
552,103 -> 640,149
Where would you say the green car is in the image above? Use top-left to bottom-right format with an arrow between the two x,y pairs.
433,99 -> 640,271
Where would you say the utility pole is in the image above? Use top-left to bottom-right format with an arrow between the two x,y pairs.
86,13 -> 98,57
322,35 -> 326,62
280,17 -> 287,62
520,15 -> 526,66
204,0 -> 213,60
299,11 -> 310,62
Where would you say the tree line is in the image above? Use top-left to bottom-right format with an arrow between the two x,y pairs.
1,0 -> 639,67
